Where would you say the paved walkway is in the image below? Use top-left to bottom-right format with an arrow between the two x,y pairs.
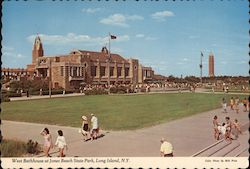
2,105 -> 248,157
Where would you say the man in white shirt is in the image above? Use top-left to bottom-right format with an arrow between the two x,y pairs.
160,138 -> 173,157
91,113 -> 99,140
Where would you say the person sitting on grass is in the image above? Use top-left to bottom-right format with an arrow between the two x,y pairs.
40,128 -> 53,157
81,115 -> 90,141
55,130 -> 68,157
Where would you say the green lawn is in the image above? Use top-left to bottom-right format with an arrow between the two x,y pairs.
2,93 -> 245,130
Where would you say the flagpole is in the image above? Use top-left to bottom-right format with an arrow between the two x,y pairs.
108,33 -> 111,94
200,52 -> 203,84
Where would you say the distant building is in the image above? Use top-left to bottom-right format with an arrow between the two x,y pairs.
2,35 -> 154,90
208,52 -> 215,77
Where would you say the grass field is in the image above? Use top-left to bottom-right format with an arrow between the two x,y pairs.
2,93 -> 246,130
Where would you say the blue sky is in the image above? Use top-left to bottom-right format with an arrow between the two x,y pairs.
2,1 -> 249,77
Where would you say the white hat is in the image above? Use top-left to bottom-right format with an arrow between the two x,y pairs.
81,116 -> 87,120
91,113 -> 94,116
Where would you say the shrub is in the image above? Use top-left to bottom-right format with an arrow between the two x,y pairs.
84,88 -> 108,95
26,139 -> 41,154
1,139 -> 27,157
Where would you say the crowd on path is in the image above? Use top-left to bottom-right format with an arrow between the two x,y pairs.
213,96 -> 248,143
40,113 -> 99,157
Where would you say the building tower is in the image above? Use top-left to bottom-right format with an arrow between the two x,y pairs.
208,52 -> 215,77
32,35 -> 44,63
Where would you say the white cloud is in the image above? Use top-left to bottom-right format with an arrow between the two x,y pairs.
27,33 -> 130,46
3,45 -> 14,51
145,36 -> 158,41
82,8 -> 101,14
2,46 -> 26,59
221,61 -> 227,65
100,13 -> 144,27
183,58 -> 188,61
135,34 -> 145,38
189,35 -> 200,39
151,10 -> 174,21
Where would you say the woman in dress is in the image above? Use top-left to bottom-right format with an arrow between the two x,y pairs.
40,128 -> 53,157
81,115 -> 90,141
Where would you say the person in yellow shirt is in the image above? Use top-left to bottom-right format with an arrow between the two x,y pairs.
160,138 -> 173,157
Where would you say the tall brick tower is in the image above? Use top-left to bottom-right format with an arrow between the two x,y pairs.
208,52 -> 215,77
32,35 -> 44,63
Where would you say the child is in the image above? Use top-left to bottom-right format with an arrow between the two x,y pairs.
55,130 -> 68,157
230,97 -> 234,110
40,127 -> 53,157
234,97 -> 240,114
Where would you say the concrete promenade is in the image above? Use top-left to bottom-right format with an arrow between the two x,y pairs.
2,105 -> 248,157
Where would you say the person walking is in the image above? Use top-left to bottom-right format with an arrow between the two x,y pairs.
40,128 -> 53,157
160,138 -> 173,157
55,130 -> 68,157
234,97 -> 240,114
90,113 -> 99,140
222,98 -> 227,113
230,97 -> 234,110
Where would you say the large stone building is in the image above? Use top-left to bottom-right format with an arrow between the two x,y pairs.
208,52 -> 215,77
2,35 -> 154,90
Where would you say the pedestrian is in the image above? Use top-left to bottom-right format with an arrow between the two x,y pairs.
40,128 -> 53,157
230,97 -> 234,110
40,88 -> 43,96
222,98 -> 227,113
55,130 -> 68,157
234,97 -> 240,114
90,113 -> 99,140
242,97 -> 248,112
160,138 -> 173,157
213,115 -> 220,140
218,123 -> 227,140
81,115 -> 90,141
225,117 -> 232,142
233,119 -> 242,134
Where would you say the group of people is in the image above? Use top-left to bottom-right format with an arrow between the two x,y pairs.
80,113 -> 99,141
213,116 -> 242,141
40,128 -> 68,157
221,97 -> 249,113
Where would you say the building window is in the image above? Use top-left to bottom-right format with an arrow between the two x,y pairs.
100,66 -> 106,77
55,57 -> 60,62
65,66 -> 69,76
54,82 -> 59,88
73,67 -> 77,76
110,67 -> 114,76
117,67 -> 122,77
125,68 -> 129,77
91,66 -> 97,77
60,66 -> 64,76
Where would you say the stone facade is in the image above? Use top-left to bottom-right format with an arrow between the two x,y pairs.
3,35 -> 154,90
